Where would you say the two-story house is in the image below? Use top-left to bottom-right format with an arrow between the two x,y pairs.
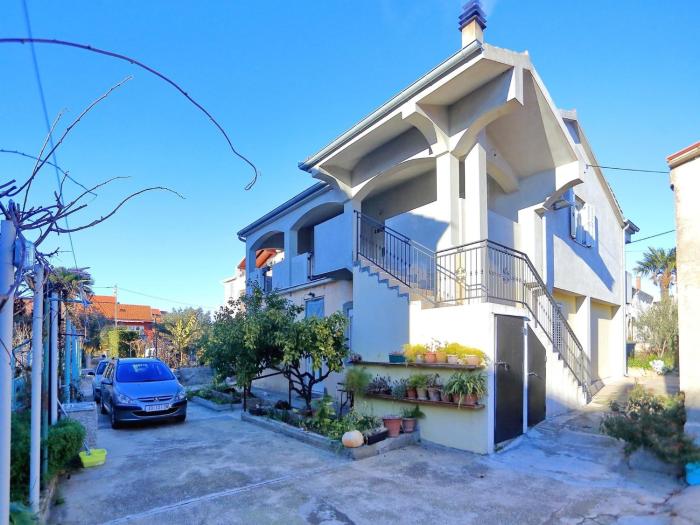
233,3 -> 636,453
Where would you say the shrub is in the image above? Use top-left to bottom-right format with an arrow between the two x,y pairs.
627,352 -> 674,372
47,418 -> 85,477
10,415 -> 85,503
9,502 -> 36,524
600,385 -> 700,466
407,373 -> 430,389
402,343 -> 427,362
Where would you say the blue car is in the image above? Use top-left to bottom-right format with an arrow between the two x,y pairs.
100,358 -> 187,428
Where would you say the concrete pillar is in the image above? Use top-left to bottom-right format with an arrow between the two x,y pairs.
245,244 -> 257,294
463,141 -> 488,244
435,152 -> 461,250
576,296 -> 593,380
668,142 -> 700,444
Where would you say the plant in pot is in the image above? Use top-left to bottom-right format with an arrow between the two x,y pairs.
461,347 -> 487,367
426,373 -> 442,401
444,371 -> 487,407
408,373 -> 430,400
400,405 -> 425,433
405,377 -> 418,399
382,414 -> 403,437
344,367 -> 372,396
392,378 -> 408,399
403,343 -> 427,363
366,375 -> 392,396
389,350 -> 406,364
434,344 -> 448,364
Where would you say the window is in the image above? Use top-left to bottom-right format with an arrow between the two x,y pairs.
95,361 -> 108,375
116,361 -> 174,383
305,297 -> 325,319
567,190 -> 595,247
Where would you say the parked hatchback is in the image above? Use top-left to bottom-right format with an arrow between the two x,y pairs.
91,359 -> 110,402
100,358 -> 187,428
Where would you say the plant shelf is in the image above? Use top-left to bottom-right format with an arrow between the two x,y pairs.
351,361 -> 484,371
363,393 -> 485,410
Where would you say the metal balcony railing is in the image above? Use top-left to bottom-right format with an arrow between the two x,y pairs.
355,211 -> 591,395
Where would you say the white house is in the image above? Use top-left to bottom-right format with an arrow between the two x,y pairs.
233,3 -> 635,453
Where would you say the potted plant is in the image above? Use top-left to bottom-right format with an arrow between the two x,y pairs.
461,348 -> 487,367
403,343 -> 427,363
400,405 -> 425,433
424,350 -> 437,364
443,342 -> 466,364
348,352 -> 363,363
435,346 -> 448,364
364,426 -> 389,445
408,373 -> 430,400
392,378 -> 408,399
382,415 -> 403,437
426,373 -> 442,401
406,379 -> 418,400
366,375 -> 392,396
344,367 -> 371,395
389,351 -> 406,364
444,371 -> 487,406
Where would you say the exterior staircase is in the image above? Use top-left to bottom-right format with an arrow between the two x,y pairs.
355,211 -> 592,400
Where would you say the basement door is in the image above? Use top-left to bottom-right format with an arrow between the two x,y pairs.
495,315 -> 525,445
527,328 -> 546,427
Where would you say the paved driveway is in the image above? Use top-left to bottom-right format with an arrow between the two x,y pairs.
51,402 -> 690,525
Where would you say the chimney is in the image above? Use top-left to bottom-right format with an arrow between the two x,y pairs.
635,275 -> 641,291
458,0 -> 487,47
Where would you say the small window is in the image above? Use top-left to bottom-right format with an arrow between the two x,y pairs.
567,190 -> 595,247
305,297 -> 324,319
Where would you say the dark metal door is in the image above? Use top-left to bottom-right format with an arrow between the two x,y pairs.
495,315 -> 524,445
527,329 -> 546,427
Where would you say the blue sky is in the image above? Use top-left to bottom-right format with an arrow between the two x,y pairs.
1,1 -> 696,311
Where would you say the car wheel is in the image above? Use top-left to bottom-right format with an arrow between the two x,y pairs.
110,405 -> 120,429
175,414 -> 186,423
100,398 -> 107,414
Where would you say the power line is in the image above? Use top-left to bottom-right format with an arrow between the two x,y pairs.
587,164 -> 669,175
627,229 -> 676,244
92,285 -> 214,310
20,0 -> 79,270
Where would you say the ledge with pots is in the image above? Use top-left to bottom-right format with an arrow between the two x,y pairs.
363,392 -> 485,410
350,361 -> 485,371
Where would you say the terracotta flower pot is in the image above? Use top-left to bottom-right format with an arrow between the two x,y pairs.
383,416 -> 402,438
447,355 -> 459,365
427,387 -> 441,402
464,355 -> 481,367
464,393 -> 478,406
424,353 -> 437,364
401,417 -> 417,433
441,391 -> 452,403
416,387 -> 428,400
406,387 -> 418,399
415,354 -> 425,363
435,351 -> 448,364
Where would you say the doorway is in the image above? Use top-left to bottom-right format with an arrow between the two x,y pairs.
495,315 -> 525,445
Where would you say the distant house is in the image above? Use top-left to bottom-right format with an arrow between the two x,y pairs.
222,249 -> 283,305
89,295 -> 164,340
627,275 -> 654,342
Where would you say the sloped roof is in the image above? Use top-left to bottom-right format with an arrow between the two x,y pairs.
90,295 -> 159,322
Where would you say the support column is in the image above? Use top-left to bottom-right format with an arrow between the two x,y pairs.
245,244 -> 257,294
50,292 -> 58,424
283,231 -> 297,288
64,318 -> 72,402
576,295 -> 593,380
463,141 -> 488,244
29,264 -> 44,511
345,200 -> 360,263
0,220 -> 16,525
435,152 -> 461,250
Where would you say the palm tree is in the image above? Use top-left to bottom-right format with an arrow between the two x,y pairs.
48,267 -> 94,299
634,247 -> 676,298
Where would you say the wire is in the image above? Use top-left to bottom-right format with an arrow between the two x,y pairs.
0,36 -> 260,190
627,229 -> 676,244
587,164 -> 669,175
92,285 -> 214,310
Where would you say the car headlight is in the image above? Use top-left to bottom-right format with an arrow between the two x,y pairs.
174,387 -> 186,402
115,391 -> 134,405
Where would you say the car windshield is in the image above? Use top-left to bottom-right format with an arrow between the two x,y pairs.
116,362 -> 174,383
95,361 -> 108,375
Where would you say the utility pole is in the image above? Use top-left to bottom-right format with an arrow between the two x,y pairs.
0,220 -> 16,525
113,284 -> 118,328
50,291 -> 58,424
29,264 -> 44,512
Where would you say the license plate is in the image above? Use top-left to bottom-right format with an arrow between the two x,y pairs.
145,403 -> 169,412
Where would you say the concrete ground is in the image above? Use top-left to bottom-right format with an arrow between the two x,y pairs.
50,374 -> 696,525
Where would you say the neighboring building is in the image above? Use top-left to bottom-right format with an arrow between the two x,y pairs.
89,295 -> 164,340
668,140 -> 700,445
626,274 -> 654,342
234,3 -> 635,453
222,249 -> 282,305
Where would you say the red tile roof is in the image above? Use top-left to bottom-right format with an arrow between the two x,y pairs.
90,295 -> 160,322
237,249 -> 280,270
